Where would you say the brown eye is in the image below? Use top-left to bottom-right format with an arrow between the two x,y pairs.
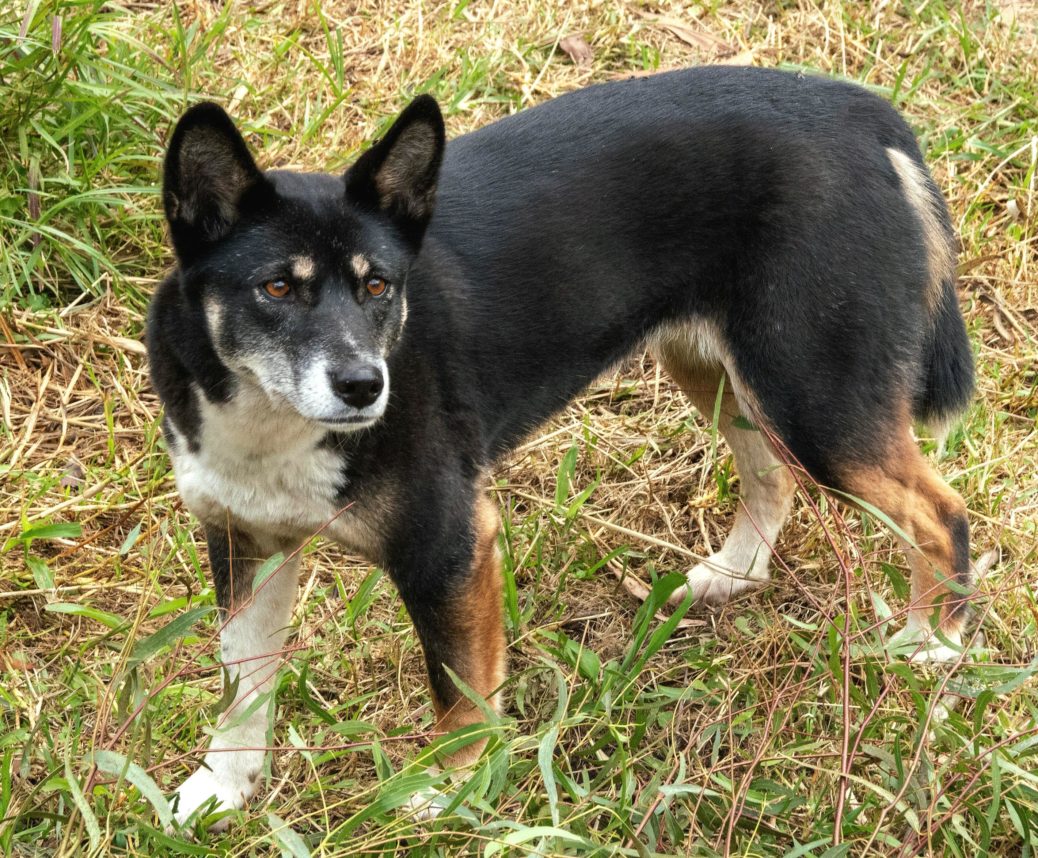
366,277 -> 387,297
264,279 -> 290,298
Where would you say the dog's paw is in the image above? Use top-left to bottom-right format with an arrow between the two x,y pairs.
906,641 -> 963,664
673,555 -> 767,606
405,784 -> 451,821
886,624 -> 981,665
171,766 -> 258,833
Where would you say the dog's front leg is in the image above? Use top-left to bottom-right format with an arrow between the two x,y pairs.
172,522 -> 300,831
392,494 -> 506,796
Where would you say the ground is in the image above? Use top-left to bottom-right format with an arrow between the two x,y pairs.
1,1 -> 1036,855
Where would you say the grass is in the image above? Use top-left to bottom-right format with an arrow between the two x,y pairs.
1,0 -> 1036,855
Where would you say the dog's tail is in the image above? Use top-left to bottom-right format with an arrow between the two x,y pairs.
912,273 -> 974,448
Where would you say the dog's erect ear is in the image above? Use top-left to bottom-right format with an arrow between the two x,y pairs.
163,102 -> 269,257
345,95 -> 445,247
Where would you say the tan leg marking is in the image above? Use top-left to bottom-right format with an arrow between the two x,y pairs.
839,429 -> 971,650
433,495 -> 506,767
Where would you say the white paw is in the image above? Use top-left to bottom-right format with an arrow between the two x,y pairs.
672,553 -> 768,606
172,766 -> 258,832
907,642 -> 963,664
887,623 -> 965,664
405,784 -> 450,821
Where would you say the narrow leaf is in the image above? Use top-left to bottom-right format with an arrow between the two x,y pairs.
268,812 -> 311,858
64,757 -> 101,852
127,606 -> 211,669
253,552 -> 286,592
118,522 -> 142,556
26,555 -> 54,590
538,727 -> 561,827
45,602 -> 125,630
92,749 -> 175,830
554,445 -> 578,509
20,522 -> 82,542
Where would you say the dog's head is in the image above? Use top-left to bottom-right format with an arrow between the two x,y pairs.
162,96 -> 445,430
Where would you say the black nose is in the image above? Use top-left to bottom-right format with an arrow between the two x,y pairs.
329,363 -> 384,409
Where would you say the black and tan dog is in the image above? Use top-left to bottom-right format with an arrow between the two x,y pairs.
147,67 -> 974,828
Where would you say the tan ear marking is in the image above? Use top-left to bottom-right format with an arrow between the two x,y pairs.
176,128 -> 256,226
374,123 -> 437,204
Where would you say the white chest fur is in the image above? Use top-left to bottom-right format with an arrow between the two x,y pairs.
168,385 -> 357,543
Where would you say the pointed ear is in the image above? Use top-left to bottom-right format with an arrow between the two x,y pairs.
163,102 -> 269,258
345,95 -> 445,247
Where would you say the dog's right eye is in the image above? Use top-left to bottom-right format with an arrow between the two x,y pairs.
263,279 -> 291,299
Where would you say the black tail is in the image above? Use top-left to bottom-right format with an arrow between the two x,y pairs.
913,276 -> 974,428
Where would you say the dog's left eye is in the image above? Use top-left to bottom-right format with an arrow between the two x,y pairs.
365,277 -> 388,298
263,280 -> 291,299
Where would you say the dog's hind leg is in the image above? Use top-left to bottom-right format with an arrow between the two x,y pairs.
833,427 -> 972,661
654,331 -> 796,604
171,522 -> 300,831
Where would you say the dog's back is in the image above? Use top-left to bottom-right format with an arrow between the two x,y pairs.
410,68 -> 970,472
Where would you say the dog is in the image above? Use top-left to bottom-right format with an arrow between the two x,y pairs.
147,66 -> 974,829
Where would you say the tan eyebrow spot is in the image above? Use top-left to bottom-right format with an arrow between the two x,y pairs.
351,254 -> 371,279
291,255 -> 315,280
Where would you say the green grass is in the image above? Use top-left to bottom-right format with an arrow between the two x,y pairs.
1,1 -> 1037,855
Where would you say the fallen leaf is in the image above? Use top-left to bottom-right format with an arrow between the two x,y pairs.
611,564 -> 697,630
228,83 -> 249,113
972,548 -> 1000,578
717,49 -> 755,66
996,0 -> 1031,28
641,13 -> 734,56
6,651 -> 32,670
92,334 -> 146,355
559,34 -> 593,68
60,460 -> 84,491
